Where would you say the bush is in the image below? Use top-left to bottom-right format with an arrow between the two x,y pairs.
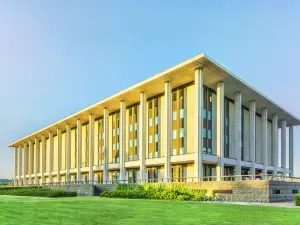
101,185 -> 208,201
0,188 -> 77,198
295,194 -> 300,206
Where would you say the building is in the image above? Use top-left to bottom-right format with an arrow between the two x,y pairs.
9,54 -> 299,186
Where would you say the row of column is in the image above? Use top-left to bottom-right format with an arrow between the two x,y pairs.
14,67 -> 295,186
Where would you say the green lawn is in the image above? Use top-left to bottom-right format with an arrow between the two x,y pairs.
0,196 -> 300,225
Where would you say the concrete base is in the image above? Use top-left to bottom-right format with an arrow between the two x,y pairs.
42,184 -> 95,196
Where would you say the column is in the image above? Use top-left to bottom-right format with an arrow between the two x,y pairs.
119,101 -> 126,182
289,126 -> 294,177
14,147 -> 18,186
66,125 -> 71,182
41,135 -> 46,184
89,114 -> 94,182
216,81 -> 224,180
249,101 -> 256,178
34,138 -> 39,184
281,120 -> 287,176
194,68 -> 203,180
49,132 -> 54,183
139,93 -> 146,182
28,141 -> 33,185
57,129 -> 61,183
23,143 -> 28,186
164,81 -> 172,181
261,108 -> 268,177
272,115 -> 278,176
18,145 -> 22,186
234,92 -> 242,179
103,108 -> 109,183
76,119 -> 82,182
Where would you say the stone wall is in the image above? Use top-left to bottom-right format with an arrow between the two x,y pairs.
269,181 -> 300,202
42,184 -> 94,196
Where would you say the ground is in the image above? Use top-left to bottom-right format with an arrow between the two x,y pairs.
0,196 -> 300,225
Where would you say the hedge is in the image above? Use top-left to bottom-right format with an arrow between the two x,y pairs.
0,188 -> 77,198
295,194 -> 300,206
101,183 -> 211,201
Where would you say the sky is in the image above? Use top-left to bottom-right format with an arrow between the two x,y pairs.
0,0 -> 300,179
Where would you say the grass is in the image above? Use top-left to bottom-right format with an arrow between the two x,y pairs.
0,196 -> 300,225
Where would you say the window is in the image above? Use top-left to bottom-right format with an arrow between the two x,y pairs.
203,128 -> 206,138
117,128 -> 120,135
134,123 -> 137,130
155,134 -> 158,142
129,124 -> 132,132
113,144 -> 115,150
117,143 -> 119,150
155,117 -> 158,125
203,109 -> 207,119
134,139 -> 137,147
149,118 -> 152,126
129,140 -> 132,147
202,147 -> 207,153
149,135 -> 152,144
173,130 -> 177,139
180,109 -> 184,118
180,128 -> 184,138
208,130 -> 212,139
173,111 -> 177,120
172,148 -> 177,155
208,111 -> 212,120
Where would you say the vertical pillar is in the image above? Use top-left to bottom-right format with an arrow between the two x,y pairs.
262,108 -> 268,177
216,81 -> 224,180
194,68 -> 203,180
14,147 -> 18,186
18,145 -> 22,186
49,132 -> 54,183
289,126 -> 294,177
41,135 -> 46,184
89,114 -> 94,182
66,125 -> 71,182
139,93 -> 146,182
76,120 -> 82,182
164,81 -> 172,181
23,143 -> 28,186
119,101 -> 126,182
272,115 -> 278,176
234,92 -> 242,179
103,108 -> 109,183
281,120 -> 287,176
57,129 -> 61,183
28,141 -> 33,185
249,101 -> 256,178
34,138 -> 39,184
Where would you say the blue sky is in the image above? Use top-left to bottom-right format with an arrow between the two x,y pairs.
1,1 -> 300,179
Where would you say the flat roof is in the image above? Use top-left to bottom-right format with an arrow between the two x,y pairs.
8,53 -> 300,147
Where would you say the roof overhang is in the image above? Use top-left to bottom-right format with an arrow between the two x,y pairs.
8,53 -> 300,147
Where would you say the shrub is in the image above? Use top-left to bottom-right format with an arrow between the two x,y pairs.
295,194 -> 300,206
101,186 -> 208,201
0,188 -> 77,198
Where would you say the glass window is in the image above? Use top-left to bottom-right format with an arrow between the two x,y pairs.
173,111 -> 177,120
226,118 -> 229,127
202,147 -> 207,153
226,135 -> 229,144
117,128 -> 120,135
208,130 -> 212,139
149,135 -> 152,144
129,140 -> 132,147
155,116 -> 158,125
180,147 -> 184,155
203,109 -> 207,119
117,143 -> 119,150
208,111 -> 212,120
134,139 -> 137,147
149,118 -> 152,126
113,144 -> 115,150
102,147 -> 105,153
172,148 -> 177,155
173,130 -> 177,139
180,128 -> 184,138
180,109 -> 184,118
134,123 -> 137,130
203,128 -> 206,138
129,124 -> 132,132
155,134 -> 158,142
